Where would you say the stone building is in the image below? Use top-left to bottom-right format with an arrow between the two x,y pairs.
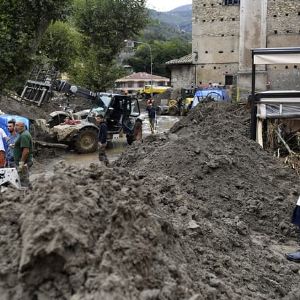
192,0 -> 300,91
165,54 -> 194,90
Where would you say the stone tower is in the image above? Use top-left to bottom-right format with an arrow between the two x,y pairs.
192,0 -> 300,91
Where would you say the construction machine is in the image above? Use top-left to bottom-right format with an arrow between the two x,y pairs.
138,85 -> 171,99
157,88 -> 194,116
34,81 -> 140,153
20,67 -> 141,153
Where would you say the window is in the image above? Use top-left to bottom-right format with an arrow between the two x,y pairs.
225,75 -> 234,85
223,0 -> 240,5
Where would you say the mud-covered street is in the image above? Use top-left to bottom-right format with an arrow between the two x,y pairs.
0,95 -> 300,299
30,111 -> 180,179
2,0 -> 300,298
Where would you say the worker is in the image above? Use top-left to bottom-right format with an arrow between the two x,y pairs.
96,114 -> 109,166
5,119 -> 18,167
14,121 -> 33,187
147,104 -> 156,134
146,98 -> 154,109
286,196 -> 300,262
0,127 -> 7,168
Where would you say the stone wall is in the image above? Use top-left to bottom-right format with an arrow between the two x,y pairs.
195,63 -> 239,85
192,0 -> 300,89
266,0 -> 300,89
169,65 -> 195,90
193,0 -> 240,85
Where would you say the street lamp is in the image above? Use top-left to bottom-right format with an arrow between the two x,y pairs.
124,39 -> 153,97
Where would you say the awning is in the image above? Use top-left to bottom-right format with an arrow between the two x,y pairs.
254,54 -> 300,65
252,47 -> 300,65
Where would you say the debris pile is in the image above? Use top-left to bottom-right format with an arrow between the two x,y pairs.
0,163 -> 198,299
116,102 -> 300,298
0,102 -> 300,299
0,93 -> 91,120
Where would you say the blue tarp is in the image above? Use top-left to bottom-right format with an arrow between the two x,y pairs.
0,115 -> 30,152
0,115 -> 30,135
192,88 -> 230,108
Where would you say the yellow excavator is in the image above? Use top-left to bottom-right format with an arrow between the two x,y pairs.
157,88 -> 194,116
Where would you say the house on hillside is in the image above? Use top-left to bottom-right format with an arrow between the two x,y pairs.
165,54 -> 195,90
114,72 -> 170,94
192,0 -> 300,90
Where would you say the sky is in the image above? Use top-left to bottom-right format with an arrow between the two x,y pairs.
146,0 -> 192,12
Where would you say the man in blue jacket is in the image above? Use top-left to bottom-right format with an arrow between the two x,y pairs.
96,114 -> 109,166
147,104 -> 156,134
6,119 -> 18,167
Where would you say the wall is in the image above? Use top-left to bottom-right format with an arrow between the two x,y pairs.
266,0 -> 300,89
192,0 -> 240,85
169,65 -> 195,90
195,63 -> 238,85
192,0 -> 300,91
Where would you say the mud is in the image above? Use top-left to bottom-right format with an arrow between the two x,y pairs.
0,101 -> 299,299
0,93 -> 91,120
116,102 -> 300,299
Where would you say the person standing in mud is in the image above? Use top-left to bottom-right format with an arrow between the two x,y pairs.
0,127 -> 7,168
96,114 -> 109,166
5,119 -> 18,167
14,121 -> 33,187
147,104 -> 156,134
146,97 -> 154,109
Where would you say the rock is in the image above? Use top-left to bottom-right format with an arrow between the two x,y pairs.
139,289 -> 160,300
188,220 -> 200,229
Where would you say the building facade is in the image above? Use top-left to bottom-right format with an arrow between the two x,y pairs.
192,0 -> 300,91
165,54 -> 195,90
115,72 -> 170,94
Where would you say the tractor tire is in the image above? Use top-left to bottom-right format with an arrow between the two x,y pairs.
168,106 -> 178,116
74,128 -> 98,153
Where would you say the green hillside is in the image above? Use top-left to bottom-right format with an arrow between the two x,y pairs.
144,4 -> 192,41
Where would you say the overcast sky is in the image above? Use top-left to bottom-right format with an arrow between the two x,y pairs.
146,0 -> 192,12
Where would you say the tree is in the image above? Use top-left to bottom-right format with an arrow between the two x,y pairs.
38,21 -> 82,73
0,0 -> 72,90
127,38 -> 192,77
69,0 -> 148,90
69,47 -> 127,91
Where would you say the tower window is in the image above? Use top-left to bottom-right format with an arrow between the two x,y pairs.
223,0 -> 240,5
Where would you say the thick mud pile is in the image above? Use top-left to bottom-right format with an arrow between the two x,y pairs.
0,163 -> 195,299
116,102 -> 300,299
0,102 -> 300,299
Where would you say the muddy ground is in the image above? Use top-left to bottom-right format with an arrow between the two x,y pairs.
0,96 -> 300,299
0,93 -> 92,120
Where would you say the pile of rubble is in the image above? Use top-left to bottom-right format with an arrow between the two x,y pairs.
0,102 -> 300,299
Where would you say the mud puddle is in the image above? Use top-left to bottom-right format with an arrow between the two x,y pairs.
61,113 -> 180,166
31,113 -> 180,179
140,111 -> 181,135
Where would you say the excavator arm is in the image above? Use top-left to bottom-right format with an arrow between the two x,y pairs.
20,66 -> 97,106
54,80 -> 97,101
